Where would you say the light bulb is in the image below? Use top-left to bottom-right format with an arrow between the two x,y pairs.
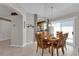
52,24 -> 54,27
48,24 -> 51,27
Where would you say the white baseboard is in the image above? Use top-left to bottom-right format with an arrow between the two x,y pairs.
10,42 -> 35,47
0,38 -> 10,41
22,43 -> 27,47
26,42 -> 35,45
10,45 -> 23,47
22,42 -> 35,47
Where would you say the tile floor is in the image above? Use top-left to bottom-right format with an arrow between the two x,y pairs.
0,40 -> 74,56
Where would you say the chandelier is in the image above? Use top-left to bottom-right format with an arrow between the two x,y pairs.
48,6 -> 54,27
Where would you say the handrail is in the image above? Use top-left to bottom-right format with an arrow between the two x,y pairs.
0,17 -> 11,22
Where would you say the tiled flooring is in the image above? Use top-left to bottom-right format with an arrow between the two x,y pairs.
0,40 -> 74,56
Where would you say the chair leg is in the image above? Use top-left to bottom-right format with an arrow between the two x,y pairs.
57,48 -> 59,56
49,47 -> 50,53
62,47 -> 64,54
65,45 -> 67,50
42,49 -> 44,56
36,45 -> 38,53
51,47 -> 53,56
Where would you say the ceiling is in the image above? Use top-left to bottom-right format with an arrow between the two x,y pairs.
0,3 -> 79,20
20,3 -> 79,19
0,4 -> 21,16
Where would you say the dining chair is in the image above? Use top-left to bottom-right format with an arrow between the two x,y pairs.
52,32 -> 65,56
63,33 -> 68,49
35,31 -> 51,56
56,31 -> 63,38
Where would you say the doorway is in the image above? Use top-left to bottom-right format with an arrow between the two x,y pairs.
0,18 -> 11,45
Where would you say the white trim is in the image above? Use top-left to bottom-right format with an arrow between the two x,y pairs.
26,42 -> 35,46
10,42 -> 35,47
22,42 -> 35,47
0,38 -> 10,41
10,45 -> 23,47
22,43 -> 27,47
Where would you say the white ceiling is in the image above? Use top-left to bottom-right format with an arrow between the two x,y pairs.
0,4 -> 20,16
0,3 -> 79,19
20,3 -> 79,19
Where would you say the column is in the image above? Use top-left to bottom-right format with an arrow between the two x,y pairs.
73,16 -> 79,55
11,15 -> 24,47
34,14 -> 38,41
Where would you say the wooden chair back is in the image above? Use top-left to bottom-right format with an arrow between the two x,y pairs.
36,31 -> 51,49
56,33 -> 65,47
63,33 -> 68,40
36,32 -> 44,48
56,31 -> 63,39
43,31 -> 52,40
57,33 -> 68,48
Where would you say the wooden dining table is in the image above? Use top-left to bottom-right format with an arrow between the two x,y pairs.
43,36 -> 60,56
